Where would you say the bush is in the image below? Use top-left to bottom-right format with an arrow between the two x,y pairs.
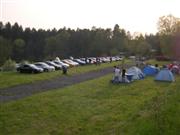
20,60 -> 29,65
1,59 -> 16,71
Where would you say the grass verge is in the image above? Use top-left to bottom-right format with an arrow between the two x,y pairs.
145,59 -> 171,66
0,60 -> 131,89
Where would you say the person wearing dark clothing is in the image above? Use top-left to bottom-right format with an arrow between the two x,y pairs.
110,57 -> 112,63
122,69 -> 126,77
155,64 -> 160,73
122,69 -> 126,82
89,59 -> 92,64
96,57 -> 98,65
96,57 -> 100,65
85,57 -> 88,64
62,66 -> 67,74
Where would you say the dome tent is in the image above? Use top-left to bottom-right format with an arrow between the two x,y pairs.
143,65 -> 158,76
155,68 -> 175,82
127,66 -> 145,80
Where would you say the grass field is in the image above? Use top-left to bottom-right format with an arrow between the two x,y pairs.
145,59 -> 171,66
0,60 -> 130,89
0,74 -> 179,135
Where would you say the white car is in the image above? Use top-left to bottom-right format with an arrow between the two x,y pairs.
53,60 -> 70,68
34,62 -> 55,72
63,59 -> 79,67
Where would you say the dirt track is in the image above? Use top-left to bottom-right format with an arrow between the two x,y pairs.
0,67 -> 113,103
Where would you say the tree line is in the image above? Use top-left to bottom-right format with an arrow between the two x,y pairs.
0,14 -> 179,65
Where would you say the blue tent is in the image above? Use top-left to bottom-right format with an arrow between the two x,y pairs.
155,68 -> 175,82
143,65 -> 158,76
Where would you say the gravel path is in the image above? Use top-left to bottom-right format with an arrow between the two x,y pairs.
0,67 -> 113,103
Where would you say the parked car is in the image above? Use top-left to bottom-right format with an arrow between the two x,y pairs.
17,64 -> 43,73
45,61 -> 62,70
73,59 -> 86,65
88,57 -> 96,64
63,59 -> 79,67
114,56 -> 123,61
100,57 -> 110,63
129,56 -> 136,59
80,58 -> 91,64
34,62 -> 55,72
53,60 -> 70,68
100,57 -> 106,63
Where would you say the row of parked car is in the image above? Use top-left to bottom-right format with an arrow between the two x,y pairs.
16,56 -> 123,73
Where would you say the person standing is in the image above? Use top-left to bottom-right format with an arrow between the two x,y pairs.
62,66 -> 67,75
122,69 -> 126,82
113,66 -> 120,82
110,57 -> 112,63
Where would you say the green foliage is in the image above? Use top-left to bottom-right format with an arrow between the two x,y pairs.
0,36 -> 12,65
20,60 -> 30,65
12,38 -> 25,61
0,21 -> 142,62
44,30 -> 70,58
126,35 -> 151,56
135,37 -> 151,56
1,19 -> 179,62
112,24 -> 128,52
110,48 -> 119,55
90,28 -> 112,56
1,59 -> 16,71
159,35 -> 173,57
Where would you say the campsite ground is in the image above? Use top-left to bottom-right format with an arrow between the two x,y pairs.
0,74 -> 179,135
0,59 -> 179,135
0,58 -> 168,89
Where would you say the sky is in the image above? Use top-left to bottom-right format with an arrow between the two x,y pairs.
0,0 -> 180,34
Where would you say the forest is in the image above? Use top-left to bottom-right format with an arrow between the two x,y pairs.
0,14 -> 180,66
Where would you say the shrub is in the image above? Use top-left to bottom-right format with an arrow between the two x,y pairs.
2,59 -> 16,71
20,60 -> 29,65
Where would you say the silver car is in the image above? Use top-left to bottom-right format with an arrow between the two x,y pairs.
34,62 -> 55,72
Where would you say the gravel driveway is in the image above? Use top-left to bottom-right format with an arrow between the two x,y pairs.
0,67 -> 113,103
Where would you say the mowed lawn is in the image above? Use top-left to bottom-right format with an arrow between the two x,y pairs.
145,59 -> 171,66
0,74 -> 179,135
0,61 -> 129,89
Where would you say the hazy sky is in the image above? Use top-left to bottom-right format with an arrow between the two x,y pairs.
1,0 -> 180,34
